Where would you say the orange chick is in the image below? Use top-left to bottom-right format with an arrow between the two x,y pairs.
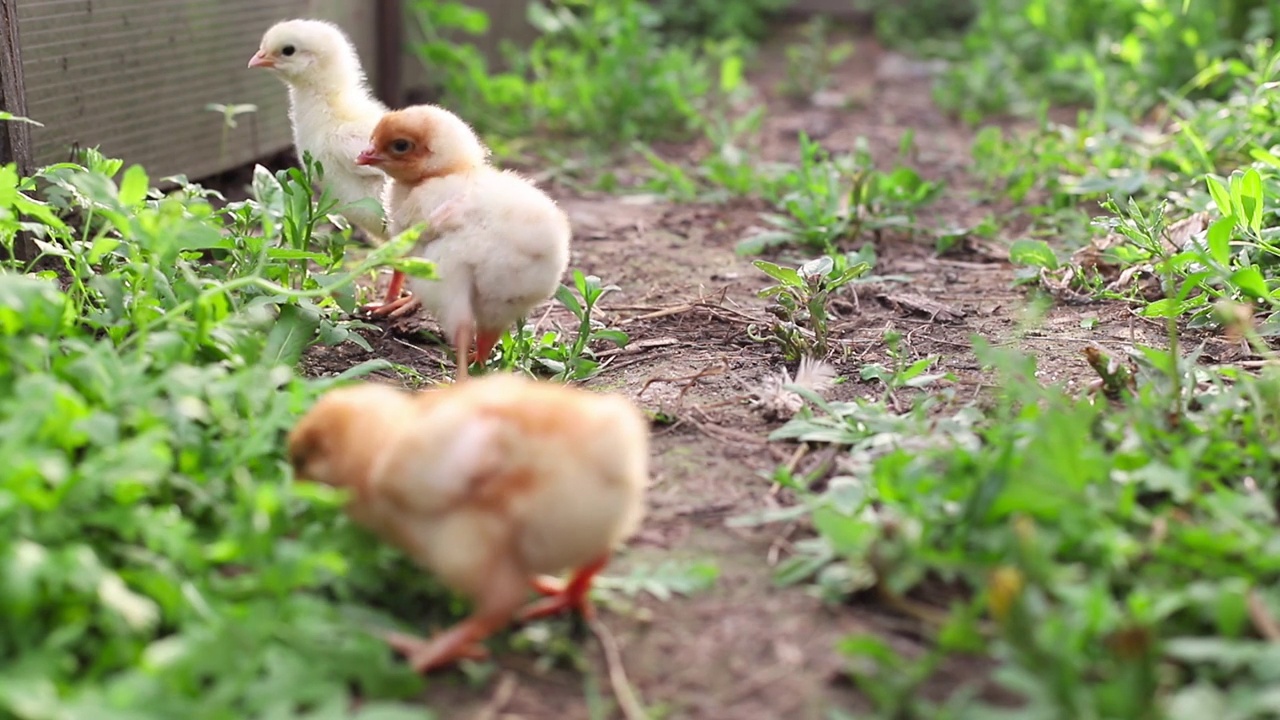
287,373 -> 648,673
355,105 -> 571,379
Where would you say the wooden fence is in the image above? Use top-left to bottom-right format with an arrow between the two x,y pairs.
1,0 -> 858,180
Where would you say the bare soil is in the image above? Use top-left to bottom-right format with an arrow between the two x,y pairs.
248,27 -> 1226,720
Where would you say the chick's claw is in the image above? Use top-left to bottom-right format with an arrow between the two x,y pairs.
382,627 -> 491,674
361,294 -> 420,319
530,575 -> 567,596
517,555 -> 609,622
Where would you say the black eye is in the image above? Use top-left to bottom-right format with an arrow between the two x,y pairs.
390,139 -> 413,154
281,45 -> 296,57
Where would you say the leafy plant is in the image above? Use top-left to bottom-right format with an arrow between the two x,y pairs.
935,0 -> 1279,122
781,16 -> 855,101
757,334 -> 1280,716
205,102 -> 259,166
496,269 -> 629,381
650,0 -> 792,41
749,253 -> 869,360
407,0 -> 744,148
859,329 -> 951,396
739,133 -> 944,254
0,150 -> 444,716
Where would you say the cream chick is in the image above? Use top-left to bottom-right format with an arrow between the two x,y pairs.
248,19 -> 408,310
355,105 -> 571,379
288,374 -> 649,673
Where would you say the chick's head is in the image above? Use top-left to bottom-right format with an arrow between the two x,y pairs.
288,383 -> 413,490
249,19 -> 364,87
356,105 -> 489,185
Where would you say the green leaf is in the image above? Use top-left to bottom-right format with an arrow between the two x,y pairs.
117,165 -> 149,206
555,284 -> 584,317
1206,174 -> 1233,218
262,303 -> 320,367
1205,216 -> 1234,266
1230,267 -> 1270,300
389,257 -> 437,280
0,110 -> 44,126
720,54 -> 744,93
1240,167 -> 1264,235
592,329 -> 629,347
1008,239 -> 1059,269
753,260 -> 802,286
0,275 -> 66,335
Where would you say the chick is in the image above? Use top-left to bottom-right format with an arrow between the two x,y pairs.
355,105 -> 571,379
287,374 -> 649,673
248,19 -> 407,311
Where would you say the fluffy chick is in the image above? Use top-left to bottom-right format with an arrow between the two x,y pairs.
249,19 -> 406,310
287,373 -> 649,673
356,105 -> 571,379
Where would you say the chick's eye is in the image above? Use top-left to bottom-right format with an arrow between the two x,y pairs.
281,44 -> 296,57
390,139 -> 413,154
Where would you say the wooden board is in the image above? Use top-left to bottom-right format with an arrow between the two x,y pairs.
15,0 -> 377,180
2,0 -> 35,261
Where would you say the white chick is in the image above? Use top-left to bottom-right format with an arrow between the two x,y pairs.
355,105 -> 571,380
248,18 -> 407,311
287,373 -> 649,673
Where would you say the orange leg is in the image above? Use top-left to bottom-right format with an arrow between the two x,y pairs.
530,575 -> 566,596
383,270 -> 406,304
452,317 -> 475,383
361,270 -> 419,318
517,555 -> 610,622
471,328 -> 504,365
382,616 -> 498,674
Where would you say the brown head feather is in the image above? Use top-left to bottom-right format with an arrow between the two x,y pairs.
366,105 -> 489,185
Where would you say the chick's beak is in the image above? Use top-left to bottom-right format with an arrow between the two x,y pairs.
247,50 -> 275,69
355,147 -> 387,166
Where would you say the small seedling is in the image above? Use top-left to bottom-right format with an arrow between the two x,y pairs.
496,270 -> 629,382
738,134 -> 943,254
781,17 -> 855,102
749,253 -> 869,360
206,102 -> 258,166
859,329 -> 951,399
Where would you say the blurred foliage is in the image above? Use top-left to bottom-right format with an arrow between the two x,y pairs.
931,0 -> 1280,120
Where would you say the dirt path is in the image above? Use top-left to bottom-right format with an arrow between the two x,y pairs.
299,31 -> 1183,719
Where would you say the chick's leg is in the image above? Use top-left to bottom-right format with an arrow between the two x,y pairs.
530,576 -> 566,596
382,620 -> 495,674
452,317 -> 475,383
517,555 -> 610,622
471,328 -> 504,365
361,270 -> 421,318
384,561 -> 527,674
363,195 -> 462,319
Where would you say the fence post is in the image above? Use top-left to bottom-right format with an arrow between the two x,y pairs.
0,0 -> 36,263
376,0 -> 404,108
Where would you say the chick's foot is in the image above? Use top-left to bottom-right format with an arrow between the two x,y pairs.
361,294 -> 421,319
517,555 -> 609,622
530,575 -> 566,596
383,627 -> 491,674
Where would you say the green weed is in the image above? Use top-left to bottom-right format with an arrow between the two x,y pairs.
781,17 -> 855,102
0,149 -> 447,716
494,269 -> 630,382
408,0 -> 744,148
738,133 -> 944,254
757,333 -> 1280,716
749,253 -> 869,360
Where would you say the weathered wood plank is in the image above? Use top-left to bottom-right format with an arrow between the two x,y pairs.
376,0 -> 404,107
0,0 -> 36,262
